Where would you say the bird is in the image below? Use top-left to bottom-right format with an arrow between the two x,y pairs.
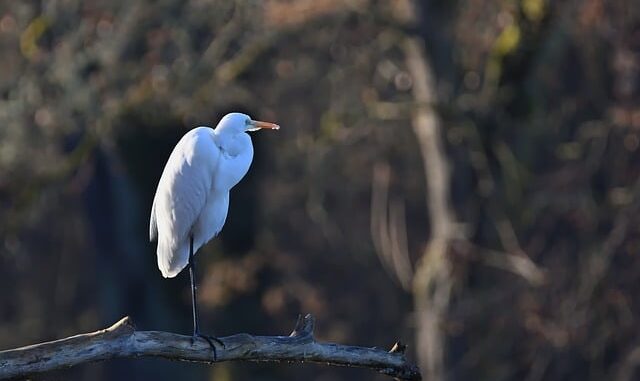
149,112 -> 279,358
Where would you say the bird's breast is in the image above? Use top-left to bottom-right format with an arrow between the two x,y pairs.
212,143 -> 254,192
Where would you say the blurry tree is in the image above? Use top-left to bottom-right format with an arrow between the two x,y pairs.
1,0 -> 639,380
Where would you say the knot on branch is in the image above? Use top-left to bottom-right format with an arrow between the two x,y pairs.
389,341 -> 407,354
103,316 -> 135,339
289,314 -> 315,339
111,316 -> 136,331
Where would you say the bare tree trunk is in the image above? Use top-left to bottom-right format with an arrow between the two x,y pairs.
404,36 -> 455,381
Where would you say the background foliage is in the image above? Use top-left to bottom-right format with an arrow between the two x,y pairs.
1,0 -> 639,380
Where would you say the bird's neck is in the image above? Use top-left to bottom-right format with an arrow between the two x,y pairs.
211,132 -> 254,192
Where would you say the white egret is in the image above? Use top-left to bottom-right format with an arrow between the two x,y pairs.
149,112 -> 279,358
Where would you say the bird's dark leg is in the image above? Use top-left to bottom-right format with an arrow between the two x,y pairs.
188,235 -> 224,361
188,235 -> 201,336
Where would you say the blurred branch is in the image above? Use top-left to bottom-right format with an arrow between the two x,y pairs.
474,245 -> 546,286
215,32 -> 278,83
577,175 -> 640,304
403,39 -> 453,244
404,35 -> 455,381
614,345 -> 640,381
0,315 -> 421,381
371,162 -> 414,291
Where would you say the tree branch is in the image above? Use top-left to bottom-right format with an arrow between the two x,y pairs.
0,314 -> 421,380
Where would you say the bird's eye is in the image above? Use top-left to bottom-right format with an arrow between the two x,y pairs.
245,119 -> 251,125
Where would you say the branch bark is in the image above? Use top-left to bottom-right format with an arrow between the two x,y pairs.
0,315 -> 421,380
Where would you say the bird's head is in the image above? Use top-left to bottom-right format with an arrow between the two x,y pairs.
215,112 -> 280,136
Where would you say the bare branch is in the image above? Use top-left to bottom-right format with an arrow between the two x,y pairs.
475,246 -> 547,286
0,315 -> 421,381
404,35 -> 455,381
371,163 -> 414,291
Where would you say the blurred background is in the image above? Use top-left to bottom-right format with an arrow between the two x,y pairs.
1,0 -> 639,380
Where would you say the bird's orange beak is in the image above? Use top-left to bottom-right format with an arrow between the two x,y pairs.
247,119 -> 280,131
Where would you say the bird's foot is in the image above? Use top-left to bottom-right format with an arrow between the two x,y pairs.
191,332 -> 225,362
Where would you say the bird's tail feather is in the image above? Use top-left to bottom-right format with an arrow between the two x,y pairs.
157,237 -> 189,278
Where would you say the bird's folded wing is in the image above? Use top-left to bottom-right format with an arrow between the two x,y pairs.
149,195 -> 158,242
153,128 -> 220,267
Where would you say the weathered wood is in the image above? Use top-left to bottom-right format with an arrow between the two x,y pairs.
0,314 -> 421,380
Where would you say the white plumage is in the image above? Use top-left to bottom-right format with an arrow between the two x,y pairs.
149,112 -> 279,278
